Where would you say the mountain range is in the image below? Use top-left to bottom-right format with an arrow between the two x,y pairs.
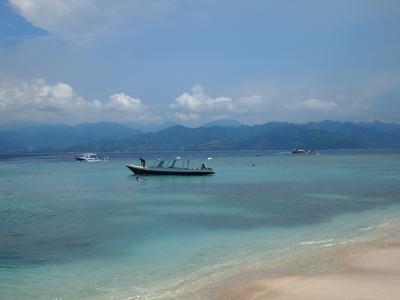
0,122 -> 141,153
1,120 -> 400,153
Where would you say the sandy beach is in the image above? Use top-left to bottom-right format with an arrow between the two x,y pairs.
217,242 -> 400,300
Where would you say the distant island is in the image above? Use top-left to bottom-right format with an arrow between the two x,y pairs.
1,120 -> 400,153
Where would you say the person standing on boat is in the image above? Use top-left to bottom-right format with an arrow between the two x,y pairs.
140,157 -> 146,167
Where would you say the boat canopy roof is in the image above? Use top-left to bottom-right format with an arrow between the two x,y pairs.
148,158 -> 209,170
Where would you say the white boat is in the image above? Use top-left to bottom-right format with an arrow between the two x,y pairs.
75,153 -> 107,162
291,149 -> 315,154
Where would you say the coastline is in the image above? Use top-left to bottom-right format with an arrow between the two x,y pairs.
214,225 -> 400,300
149,216 -> 400,300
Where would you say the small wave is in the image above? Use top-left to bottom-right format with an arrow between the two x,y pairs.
276,152 -> 291,155
338,237 -> 366,245
298,238 -> 334,245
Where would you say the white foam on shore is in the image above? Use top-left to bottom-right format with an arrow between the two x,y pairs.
298,238 -> 334,245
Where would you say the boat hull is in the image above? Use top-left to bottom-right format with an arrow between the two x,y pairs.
75,157 -> 104,162
126,164 -> 214,176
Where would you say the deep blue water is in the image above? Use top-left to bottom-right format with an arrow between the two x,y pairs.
1,151 -> 400,299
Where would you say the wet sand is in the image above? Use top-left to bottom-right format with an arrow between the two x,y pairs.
217,243 -> 400,300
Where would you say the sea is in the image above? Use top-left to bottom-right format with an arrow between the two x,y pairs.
1,150 -> 400,299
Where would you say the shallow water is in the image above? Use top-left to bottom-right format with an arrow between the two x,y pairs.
1,151 -> 400,299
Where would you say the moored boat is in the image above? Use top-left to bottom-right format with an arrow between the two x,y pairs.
75,153 -> 108,162
291,148 -> 315,154
126,158 -> 214,176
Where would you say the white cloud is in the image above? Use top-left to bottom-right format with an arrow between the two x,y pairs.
169,84 -> 266,124
0,79 -> 90,114
237,94 -> 265,113
106,93 -> 144,112
9,0 -> 175,42
227,80 -> 349,123
299,98 -> 337,111
170,84 -> 235,112
2,77 -> 398,126
0,78 -> 157,124
173,112 -> 200,122
167,78 -> 400,125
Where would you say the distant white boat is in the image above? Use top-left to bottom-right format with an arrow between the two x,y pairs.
75,153 -> 108,162
291,149 -> 316,155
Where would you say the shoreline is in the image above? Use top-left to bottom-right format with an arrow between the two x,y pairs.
156,217 -> 400,299
215,238 -> 400,300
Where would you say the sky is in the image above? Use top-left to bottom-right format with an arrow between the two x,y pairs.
0,0 -> 399,127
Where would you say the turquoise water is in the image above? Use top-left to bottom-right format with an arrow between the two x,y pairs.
1,151 -> 400,299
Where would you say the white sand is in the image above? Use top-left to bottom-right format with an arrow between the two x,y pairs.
217,245 -> 400,300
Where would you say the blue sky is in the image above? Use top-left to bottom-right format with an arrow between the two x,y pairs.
0,0 -> 399,126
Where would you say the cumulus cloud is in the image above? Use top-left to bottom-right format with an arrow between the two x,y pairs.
170,85 -> 234,112
106,93 -> 144,112
169,84 -> 265,123
0,79 -> 92,115
9,0 -> 175,42
226,80 -> 348,123
2,77 -> 398,126
0,78 -> 157,124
